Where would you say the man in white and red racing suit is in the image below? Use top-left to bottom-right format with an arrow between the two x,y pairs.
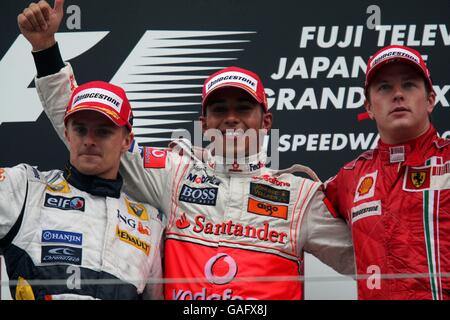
35,61 -> 355,300
24,1 -> 355,298
325,45 -> 450,300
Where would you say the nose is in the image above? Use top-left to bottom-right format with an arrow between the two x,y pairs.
392,84 -> 405,102
223,109 -> 240,127
82,129 -> 97,147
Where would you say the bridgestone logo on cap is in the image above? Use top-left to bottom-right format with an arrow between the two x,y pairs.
71,88 -> 123,113
205,71 -> 258,94
370,48 -> 421,68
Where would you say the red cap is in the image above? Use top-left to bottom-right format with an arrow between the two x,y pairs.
201,66 -> 268,115
64,81 -> 133,131
365,45 -> 434,94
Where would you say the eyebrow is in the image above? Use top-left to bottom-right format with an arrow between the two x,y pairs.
209,97 -> 255,104
71,120 -> 115,128
373,73 -> 421,84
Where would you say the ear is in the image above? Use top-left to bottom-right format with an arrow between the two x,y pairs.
262,112 -> 273,131
426,91 -> 436,115
64,126 -> 70,143
199,115 -> 207,133
121,131 -> 134,154
364,99 -> 375,120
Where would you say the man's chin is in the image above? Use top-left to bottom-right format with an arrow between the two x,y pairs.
75,163 -> 102,176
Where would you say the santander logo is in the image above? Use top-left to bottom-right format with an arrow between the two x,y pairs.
176,212 -> 190,229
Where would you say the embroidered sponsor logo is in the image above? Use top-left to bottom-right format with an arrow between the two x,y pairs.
229,162 -> 242,172
44,194 -> 85,212
71,87 -> 123,113
403,161 -> 450,192
432,162 -> 450,176
176,212 -> 190,229
41,245 -> 82,265
46,180 -> 71,193
143,147 -> 167,168
191,214 -> 288,244
354,171 -> 377,202
117,210 -> 151,235
371,48 -> 420,68
116,226 -> 150,256
358,177 -> 373,196
125,198 -> 149,221
41,230 -> 83,245
249,183 -> 290,204
186,173 -> 221,186
247,198 -> 288,220
205,71 -> 258,93
249,162 -> 265,171
252,174 -> 290,187
351,200 -> 382,223
410,170 -> 429,188
179,185 -> 218,206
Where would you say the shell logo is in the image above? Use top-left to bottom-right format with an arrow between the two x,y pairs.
357,176 -> 373,196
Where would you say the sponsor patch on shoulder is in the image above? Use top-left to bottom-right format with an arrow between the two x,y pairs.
143,147 -> 167,168
351,200 -> 382,223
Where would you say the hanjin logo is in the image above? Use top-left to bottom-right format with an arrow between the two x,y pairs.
42,230 -> 83,246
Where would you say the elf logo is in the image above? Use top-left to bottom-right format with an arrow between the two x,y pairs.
44,194 -> 85,212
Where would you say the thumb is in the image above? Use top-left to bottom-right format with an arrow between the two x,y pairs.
53,0 -> 65,15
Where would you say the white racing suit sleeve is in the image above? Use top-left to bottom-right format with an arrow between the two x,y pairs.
35,63 -> 75,147
0,165 -> 28,240
298,189 -> 355,275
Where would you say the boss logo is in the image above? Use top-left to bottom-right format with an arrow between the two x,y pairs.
179,185 -> 218,206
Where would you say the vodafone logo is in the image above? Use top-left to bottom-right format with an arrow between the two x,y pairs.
204,253 -> 238,285
150,149 -> 166,158
143,147 -> 167,168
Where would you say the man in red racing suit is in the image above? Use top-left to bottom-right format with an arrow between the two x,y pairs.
325,45 -> 450,300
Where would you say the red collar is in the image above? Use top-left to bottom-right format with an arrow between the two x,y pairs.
377,126 -> 439,166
